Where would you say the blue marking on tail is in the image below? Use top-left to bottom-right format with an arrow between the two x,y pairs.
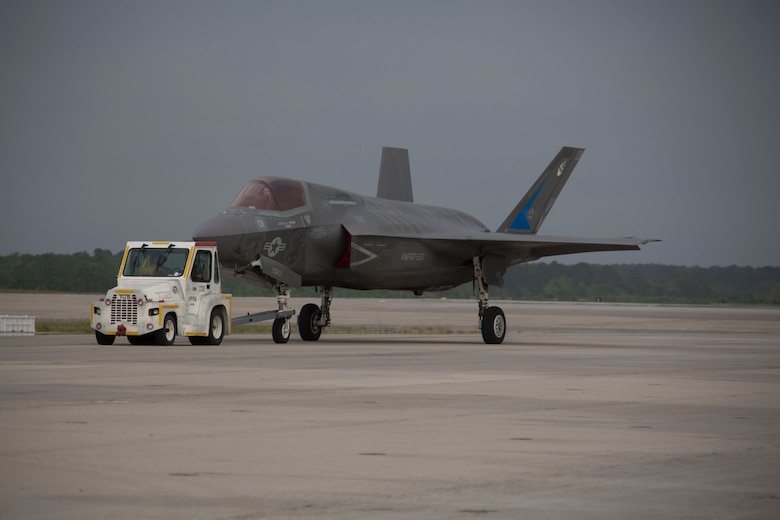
509,180 -> 546,231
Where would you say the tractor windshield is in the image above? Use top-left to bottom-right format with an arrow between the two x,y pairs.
123,247 -> 190,277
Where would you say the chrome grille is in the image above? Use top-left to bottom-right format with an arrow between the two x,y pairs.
110,294 -> 138,324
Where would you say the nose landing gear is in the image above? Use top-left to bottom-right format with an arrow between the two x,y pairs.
272,283 -> 292,343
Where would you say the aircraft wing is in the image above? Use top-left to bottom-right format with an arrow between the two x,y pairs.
455,232 -> 655,261
345,226 -> 657,284
349,226 -> 654,260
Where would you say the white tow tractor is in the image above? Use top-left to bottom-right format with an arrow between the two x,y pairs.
90,241 -> 296,346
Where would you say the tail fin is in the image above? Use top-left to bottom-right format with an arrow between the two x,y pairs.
376,147 -> 413,202
497,146 -> 585,234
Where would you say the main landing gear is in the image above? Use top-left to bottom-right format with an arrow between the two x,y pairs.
266,259 -> 504,344
298,286 -> 332,341
473,257 -> 506,344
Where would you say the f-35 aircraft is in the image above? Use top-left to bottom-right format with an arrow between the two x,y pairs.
193,146 -> 655,344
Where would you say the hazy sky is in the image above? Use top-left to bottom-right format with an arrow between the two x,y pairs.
2,1 -> 778,266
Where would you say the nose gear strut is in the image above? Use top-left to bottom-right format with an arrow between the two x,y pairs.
271,283 -> 292,343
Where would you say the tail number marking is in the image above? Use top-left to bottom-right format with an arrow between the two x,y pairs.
401,252 -> 425,262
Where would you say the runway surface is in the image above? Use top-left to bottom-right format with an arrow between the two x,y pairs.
1,298 -> 779,519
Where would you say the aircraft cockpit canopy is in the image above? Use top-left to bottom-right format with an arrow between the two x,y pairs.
230,178 -> 307,212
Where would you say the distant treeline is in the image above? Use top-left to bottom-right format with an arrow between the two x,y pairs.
0,250 -> 778,304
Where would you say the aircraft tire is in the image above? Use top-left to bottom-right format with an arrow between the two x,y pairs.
204,308 -> 225,346
95,331 -> 115,345
156,314 -> 177,346
272,317 -> 291,344
481,306 -> 506,344
298,303 -> 322,341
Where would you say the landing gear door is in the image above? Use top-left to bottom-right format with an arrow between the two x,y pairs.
187,249 -> 218,317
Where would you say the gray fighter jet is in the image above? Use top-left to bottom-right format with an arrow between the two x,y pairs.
194,146 -> 655,344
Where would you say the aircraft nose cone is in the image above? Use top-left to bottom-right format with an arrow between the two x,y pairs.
193,212 -> 253,263
193,212 -> 234,242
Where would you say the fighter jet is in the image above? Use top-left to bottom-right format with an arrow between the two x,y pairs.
193,146 -> 655,344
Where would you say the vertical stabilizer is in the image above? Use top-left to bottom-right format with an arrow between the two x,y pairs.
497,147 -> 585,234
377,147 -> 413,202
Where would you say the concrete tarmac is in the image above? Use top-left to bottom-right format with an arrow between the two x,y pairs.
1,298 -> 779,519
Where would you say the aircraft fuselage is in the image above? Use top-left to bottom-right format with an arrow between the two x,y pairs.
194,177 -> 489,292
192,146 -> 652,344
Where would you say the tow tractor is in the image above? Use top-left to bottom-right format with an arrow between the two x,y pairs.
90,241 -> 295,345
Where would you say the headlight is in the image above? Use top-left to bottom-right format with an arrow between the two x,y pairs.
148,308 -> 160,317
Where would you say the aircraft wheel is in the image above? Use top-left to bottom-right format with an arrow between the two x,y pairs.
481,306 -> 506,344
298,303 -> 322,341
156,314 -> 177,346
272,317 -> 291,344
95,331 -> 115,345
204,308 -> 225,346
